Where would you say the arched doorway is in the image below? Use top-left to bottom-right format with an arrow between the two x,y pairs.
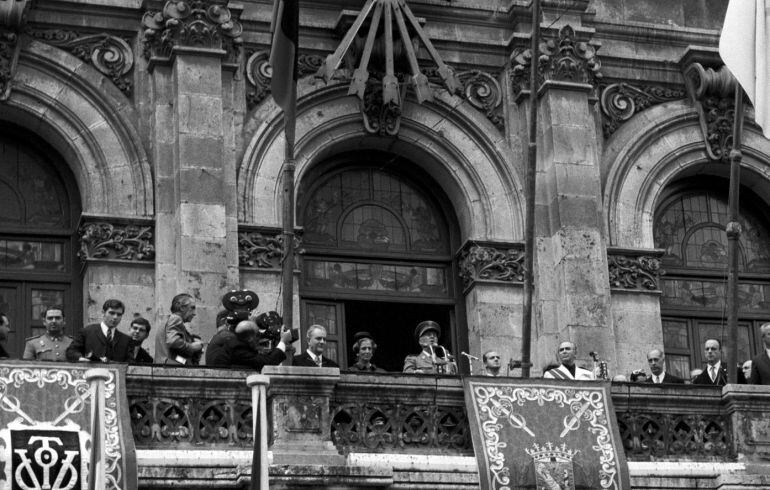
654,176 -> 770,378
297,151 -> 461,371
0,124 -> 82,357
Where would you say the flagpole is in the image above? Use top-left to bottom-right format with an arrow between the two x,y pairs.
281,81 -> 297,335
725,84 -> 744,385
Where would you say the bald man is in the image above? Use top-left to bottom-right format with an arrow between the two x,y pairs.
645,348 -> 684,384
543,341 -> 594,380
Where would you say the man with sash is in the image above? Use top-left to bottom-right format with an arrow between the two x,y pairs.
543,341 -> 594,380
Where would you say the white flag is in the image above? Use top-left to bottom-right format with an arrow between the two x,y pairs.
719,0 -> 770,138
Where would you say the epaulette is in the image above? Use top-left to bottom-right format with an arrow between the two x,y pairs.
25,334 -> 42,342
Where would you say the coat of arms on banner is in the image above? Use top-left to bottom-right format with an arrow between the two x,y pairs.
463,378 -> 630,490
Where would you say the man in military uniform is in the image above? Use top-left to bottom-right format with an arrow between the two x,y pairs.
23,306 -> 72,361
403,320 -> 457,374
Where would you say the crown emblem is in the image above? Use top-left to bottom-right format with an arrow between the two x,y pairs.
525,441 -> 578,463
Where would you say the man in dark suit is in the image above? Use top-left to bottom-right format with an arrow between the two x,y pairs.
750,323 -> 770,385
692,338 -> 728,386
128,316 -> 153,364
645,348 -> 684,384
292,324 -> 339,368
66,299 -> 132,363
207,320 -> 291,370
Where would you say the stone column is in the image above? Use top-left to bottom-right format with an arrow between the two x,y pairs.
142,0 -> 243,350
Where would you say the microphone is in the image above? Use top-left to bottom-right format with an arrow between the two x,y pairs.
460,351 -> 479,361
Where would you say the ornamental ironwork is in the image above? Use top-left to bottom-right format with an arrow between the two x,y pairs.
141,0 -> 243,67
27,29 -> 134,96
0,0 -> 31,101
78,220 -> 155,262
238,227 -> 302,269
607,250 -> 663,292
457,243 -> 525,290
600,83 -> 686,137
510,25 -> 602,102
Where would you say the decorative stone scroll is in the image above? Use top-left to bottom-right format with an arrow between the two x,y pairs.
0,0 -> 31,101
510,24 -> 602,102
607,248 -> 664,292
457,242 -> 525,290
78,217 -> 155,262
238,226 -> 302,269
141,0 -> 243,68
27,29 -> 134,96
600,83 -> 686,137
458,70 -> 504,129
245,50 -> 325,109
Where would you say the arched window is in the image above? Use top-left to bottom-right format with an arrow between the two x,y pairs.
298,152 -> 459,370
0,125 -> 81,357
654,177 -> 770,378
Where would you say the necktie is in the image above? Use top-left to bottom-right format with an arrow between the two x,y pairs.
315,355 -> 322,367
709,366 -> 716,382
655,375 -> 660,384
107,329 -> 114,344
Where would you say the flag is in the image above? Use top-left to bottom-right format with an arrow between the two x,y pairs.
719,0 -> 770,138
269,0 -> 299,112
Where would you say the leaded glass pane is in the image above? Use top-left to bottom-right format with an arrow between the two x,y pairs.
662,319 -> 688,350
1,240 -> 65,271
666,355 -> 690,380
661,278 -> 770,311
306,303 -> 338,335
340,205 -> 406,251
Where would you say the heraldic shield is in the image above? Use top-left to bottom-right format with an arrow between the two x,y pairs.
0,362 -> 137,490
463,378 -> 630,490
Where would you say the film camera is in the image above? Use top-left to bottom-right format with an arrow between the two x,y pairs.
221,289 -> 259,327
254,311 -> 299,351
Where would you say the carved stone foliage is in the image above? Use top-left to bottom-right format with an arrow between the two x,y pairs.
617,411 -> 729,460
600,83 -> 686,137
142,0 -> 243,67
0,0 -> 31,101
683,63 -> 738,162
362,77 -> 402,136
510,25 -> 602,101
457,243 -> 525,290
27,29 -> 134,96
238,227 -> 302,269
244,50 -> 325,109
607,249 -> 663,292
78,220 -> 155,262
331,402 -> 471,454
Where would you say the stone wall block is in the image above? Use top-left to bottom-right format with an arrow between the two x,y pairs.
549,126 -> 595,166
179,237 -> 228,272
610,293 -> 663,376
177,94 -> 223,136
179,203 -> 227,239
179,167 -> 224,204
555,163 -> 603,198
556,194 -> 601,229
156,177 -> 177,215
178,134 -> 224,170
174,55 -> 223,95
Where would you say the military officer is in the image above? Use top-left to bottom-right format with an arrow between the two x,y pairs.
23,306 -> 72,361
403,321 -> 457,374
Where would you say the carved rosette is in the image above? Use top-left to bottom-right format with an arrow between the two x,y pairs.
78,220 -> 155,262
684,63 -> 739,162
142,0 -> 243,67
510,25 -> 602,102
600,83 -> 686,137
238,228 -> 302,269
27,29 -> 134,96
457,243 -> 525,290
607,249 -> 664,292
0,0 -> 31,101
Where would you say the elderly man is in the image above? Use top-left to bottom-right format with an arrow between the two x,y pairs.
693,339 -> 728,386
292,325 -> 339,367
645,348 -> 684,384
543,341 -> 594,380
348,331 -> 385,372
67,299 -> 132,363
206,319 -> 291,370
482,350 -> 502,377
403,320 -> 457,374
128,317 -> 153,364
750,323 -> 770,385
155,293 -> 203,365
24,306 -> 72,361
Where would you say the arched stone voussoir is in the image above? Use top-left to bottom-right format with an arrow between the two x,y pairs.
1,39 -> 153,217
240,80 -> 523,242
603,99 -> 770,249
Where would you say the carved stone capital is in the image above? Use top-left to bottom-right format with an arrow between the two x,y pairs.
142,0 -> 243,69
457,242 -> 525,291
510,25 -> 602,103
238,226 -> 303,269
27,29 -> 134,96
600,82 -> 686,138
607,248 -> 664,292
78,216 -> 155,262
0,0 -> 31,101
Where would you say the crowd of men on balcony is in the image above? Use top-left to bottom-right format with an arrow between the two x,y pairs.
1,294 -> 769,386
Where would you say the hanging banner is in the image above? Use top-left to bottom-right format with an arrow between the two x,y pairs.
0,362 -> 137,490
464,378 -> 630,490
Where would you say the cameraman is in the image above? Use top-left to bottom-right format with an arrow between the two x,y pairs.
206,319 -> 291,371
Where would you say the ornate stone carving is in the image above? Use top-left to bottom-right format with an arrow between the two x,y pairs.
510,25 -> 602,101
607,249 -> 663,292
600,83 -> 686,137
238,227 -> 302,269
142,0 -> 243,67
457,70 -> 503,129
78,220 -> 155,262
245,50 -> 325,109
281,396 -> 323,433
0,0 -> 31,101
361,78 -> 402,136
27,29 -> 134,96
457,243 -> 525,289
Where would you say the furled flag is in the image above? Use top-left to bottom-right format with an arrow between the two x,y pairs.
719,0 -> 770,138
269,0 -> 299,113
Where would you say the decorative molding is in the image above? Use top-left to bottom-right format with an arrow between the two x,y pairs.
510,25 -> 602,102
244,50 -> 325,109
238,226 -> 302,269
26,29 -> 134,96
458,70 -> 503,130
617,411 -> 728,460
457,242 -> 525,290
600,82 -> 686,137
141,0 -> 243,69
0,0 -> 31,101
361,77 -> 402,136
77,217 -> 155,262
607,248 -> 664,292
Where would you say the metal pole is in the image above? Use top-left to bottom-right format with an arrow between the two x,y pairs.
725,85 -> 744,385
281,82 -> 297,333
520,0 -> 540,378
